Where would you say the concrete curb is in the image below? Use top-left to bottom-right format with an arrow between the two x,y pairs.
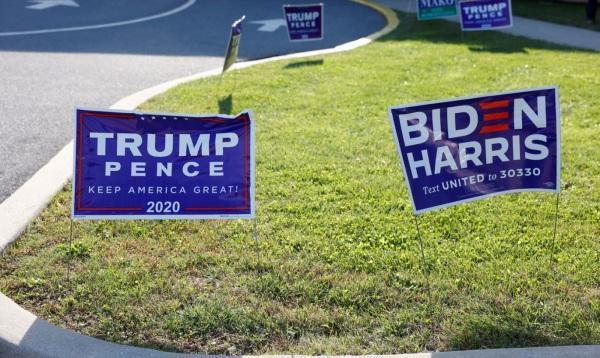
0,143 -> 73,252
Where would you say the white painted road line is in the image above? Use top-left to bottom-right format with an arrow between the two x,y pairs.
1,0 -> 196,37
27,0 -> 79,11
250,19 -> 287,32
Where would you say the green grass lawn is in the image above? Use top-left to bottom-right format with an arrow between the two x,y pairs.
512,0 -> 600,31
1,13 -> 599,355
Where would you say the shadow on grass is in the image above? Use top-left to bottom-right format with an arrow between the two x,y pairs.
218,94 -> 233,115
442,316 -> 553,351
467,44 -> 528,54
283,59 -> 324,69
378,12 -> 595,54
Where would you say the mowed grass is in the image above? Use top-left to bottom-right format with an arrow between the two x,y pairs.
1,13 -> 600,355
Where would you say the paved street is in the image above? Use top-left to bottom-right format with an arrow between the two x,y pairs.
0,0 -> 384,202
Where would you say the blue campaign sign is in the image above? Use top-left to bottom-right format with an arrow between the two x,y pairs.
72,109 -> 255,220
388,87 -> 560,214
460,0 -> 512,31
418,0 -> 457,20
223,15 -> 245,73
283,3 -> 324,42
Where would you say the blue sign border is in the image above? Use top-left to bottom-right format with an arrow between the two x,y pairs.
388,87 -> 560,214
71,108 -> 256,220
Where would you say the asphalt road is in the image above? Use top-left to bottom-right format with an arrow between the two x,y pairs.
0,0 -> 384,203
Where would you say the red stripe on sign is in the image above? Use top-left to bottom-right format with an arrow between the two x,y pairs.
479,123 -> 510,134
83,208 -> 144,211
483,112 -> 509,121
77,113 -> 84,210
479,100 -> 509,110
184,207 -> 248,211
243,114 -> 249,209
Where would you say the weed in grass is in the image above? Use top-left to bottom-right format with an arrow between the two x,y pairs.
58,242 -> 91,260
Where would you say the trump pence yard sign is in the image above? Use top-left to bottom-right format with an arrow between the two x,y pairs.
459,0 -> 512,31
283,3 -> 324,41
388,87 -> 560,214
73,109 -> 255,220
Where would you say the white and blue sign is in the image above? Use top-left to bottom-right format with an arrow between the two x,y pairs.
418,0 -> 457,20
73,109 -> 255,220
283,3 -> 324,41
459,0 -> 512,31
388,87 -> 560,214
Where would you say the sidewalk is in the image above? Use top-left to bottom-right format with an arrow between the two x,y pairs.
375,0 -> 600,51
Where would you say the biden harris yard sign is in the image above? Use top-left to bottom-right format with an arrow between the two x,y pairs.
283,3 -> 323,41
388,87 -> 560,214
459,0 -> 512,31
73,109 -> 255,220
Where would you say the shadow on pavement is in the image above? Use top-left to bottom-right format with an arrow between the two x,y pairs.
283,59 -> 324,69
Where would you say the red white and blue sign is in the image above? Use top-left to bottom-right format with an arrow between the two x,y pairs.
283,3 -> 324,42
459,0 -> 512,31
72,109 -> 255,220
388,87 -> 560,214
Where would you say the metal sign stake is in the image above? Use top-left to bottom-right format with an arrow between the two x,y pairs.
253,218 -> 260,262
549,192 -> 561,269
412,214 -> 436,349
67,219 -> 74,282
413,215 -> 433,305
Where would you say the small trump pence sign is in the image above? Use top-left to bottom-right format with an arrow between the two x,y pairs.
283,3 -> 324,41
